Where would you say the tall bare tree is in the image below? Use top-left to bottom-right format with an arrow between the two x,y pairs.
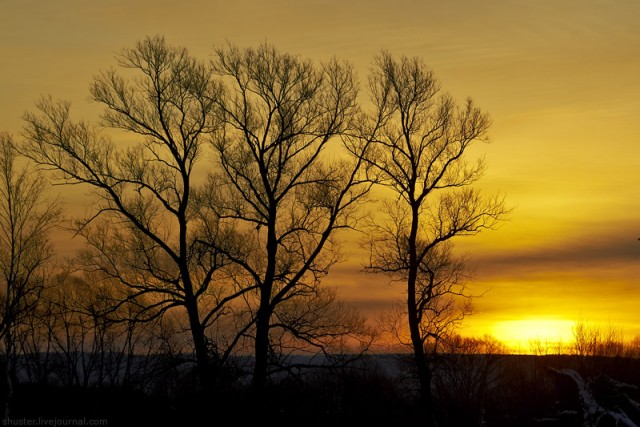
374,240 -> 473,353
359,52 -> 508,425
21,36 -> 231,391
0,133 -> 60,416
208,43 -> 372,389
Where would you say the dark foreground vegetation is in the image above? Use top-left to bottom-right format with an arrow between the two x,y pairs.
4,353 -> 640,426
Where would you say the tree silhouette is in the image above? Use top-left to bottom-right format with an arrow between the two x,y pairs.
21,36 -> 235,392
358,52 -> 508,426
0,133 -> 60,416
208,42 -> 373,389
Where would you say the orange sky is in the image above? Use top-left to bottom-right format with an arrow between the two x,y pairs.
2,0 -> 639,350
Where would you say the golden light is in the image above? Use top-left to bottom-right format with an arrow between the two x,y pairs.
492,318 -> 575,353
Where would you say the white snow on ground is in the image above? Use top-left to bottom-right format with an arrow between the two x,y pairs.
550,368 -> 637,427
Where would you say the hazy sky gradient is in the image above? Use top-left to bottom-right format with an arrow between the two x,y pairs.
2,0 -> 639,348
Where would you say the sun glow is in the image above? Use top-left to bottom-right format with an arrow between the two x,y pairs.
492,318 -> 575,353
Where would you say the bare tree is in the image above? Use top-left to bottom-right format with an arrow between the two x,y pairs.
434,334 -> 506,426
0,133 -> 60,416
208,43 -> 373,389
359,52 -> 508,425
21,36 -> 232,391
572,320 -> 625,358
372,223 -> 474,354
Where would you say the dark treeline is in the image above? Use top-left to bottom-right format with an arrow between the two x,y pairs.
3,36 -> 637,426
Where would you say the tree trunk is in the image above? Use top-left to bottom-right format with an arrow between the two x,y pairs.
407,205 -> 437,427
408,275 -> 436,427
184,297 -> 211,392
252,271 -> 274,390
252,303 -> 271,390
179,184 -> 211,393
253,214 -> 277,390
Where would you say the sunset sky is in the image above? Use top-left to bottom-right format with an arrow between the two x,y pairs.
2,0 -> 639,351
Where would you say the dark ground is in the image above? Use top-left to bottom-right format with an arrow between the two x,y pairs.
5,354 -> 640,426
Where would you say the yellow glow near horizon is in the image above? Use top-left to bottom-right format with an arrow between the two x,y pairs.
492,318 -> 575,353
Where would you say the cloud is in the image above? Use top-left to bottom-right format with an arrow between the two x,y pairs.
468,225 -> 640,281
